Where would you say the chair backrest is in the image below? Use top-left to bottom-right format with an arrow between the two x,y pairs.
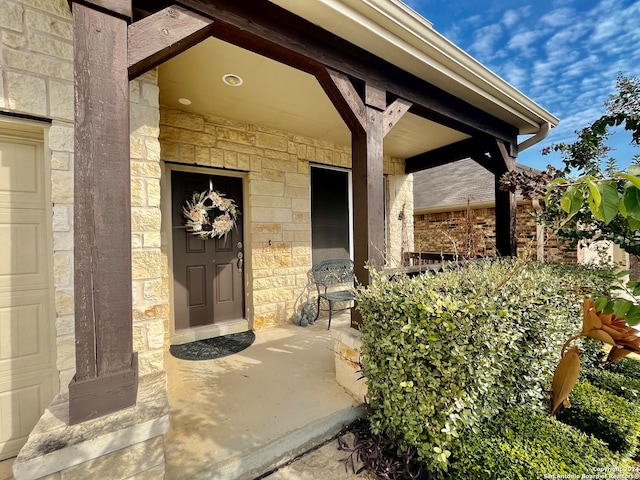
311,259 -> 354,292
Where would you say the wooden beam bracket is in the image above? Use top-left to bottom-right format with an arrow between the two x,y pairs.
383,98 -> 412,137
316,68 -> 366,134
128,5 -> 214,79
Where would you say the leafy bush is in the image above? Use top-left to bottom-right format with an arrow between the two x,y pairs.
355,259 -> 614,474
608,357 -> 640,380
557,380 -> 640,456
583,368 -> 640,404
447,407 -> 621,480
580,336 -> 610,369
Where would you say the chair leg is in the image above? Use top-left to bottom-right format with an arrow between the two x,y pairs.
314,296 -> 321,322
327,301 -> 333,330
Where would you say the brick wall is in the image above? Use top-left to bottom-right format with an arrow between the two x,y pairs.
160,107 -> 411,329
413,203 -> 577,263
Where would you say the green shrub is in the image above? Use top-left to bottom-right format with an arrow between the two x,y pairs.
609,357 -> 640,380
584,368 -> 640,404
448,407 -> 621,480
580,336 -> 610,369
557,380 -> 640,456
355,259 -> 615,473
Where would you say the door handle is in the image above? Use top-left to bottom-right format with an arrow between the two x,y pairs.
237,251 -> 244,273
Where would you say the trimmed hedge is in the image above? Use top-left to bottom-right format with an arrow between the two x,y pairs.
584,368 -> 640,404
609,357 -> 640,380
557,380 -> 640,456
447,408 -> 621,480
355,259 -> 615,473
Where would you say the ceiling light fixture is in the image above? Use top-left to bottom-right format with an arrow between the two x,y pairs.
222,73 -> 243,87
178,97 -> 192,105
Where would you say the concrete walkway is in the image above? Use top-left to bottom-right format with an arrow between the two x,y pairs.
164,314 -> 364,479
260,433 -> 376,480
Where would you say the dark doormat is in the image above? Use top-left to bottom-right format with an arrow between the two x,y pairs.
169,331 -> 256,361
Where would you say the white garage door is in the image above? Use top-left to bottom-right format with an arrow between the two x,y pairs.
0,122 -> 57,461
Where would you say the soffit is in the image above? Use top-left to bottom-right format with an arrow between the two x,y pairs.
159,37 -> 469,159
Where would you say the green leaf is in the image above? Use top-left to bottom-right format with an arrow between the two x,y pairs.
597,181 -> 620,224
602,301 -> 615,315
629,217 -> 640,231
618,172 -> 640,190
586,179 -> 603,220
595,296 -> 610,312
560,185 -> 583,217
625,304 -> 640,326
613,299 -> 632,318
628,165 -> 640,177
622,185 -> 640,221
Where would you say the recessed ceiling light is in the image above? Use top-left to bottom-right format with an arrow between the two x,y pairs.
222,74 -> 243,87
178,97 -> 192,105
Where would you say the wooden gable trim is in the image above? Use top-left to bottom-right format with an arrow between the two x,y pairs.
163,0 -> 517,146
128,5 -> 214,80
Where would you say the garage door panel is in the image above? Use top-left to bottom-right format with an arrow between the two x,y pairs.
0,211 -> 48,290
0,372 -> 52,459
0,292 -> 50,375
0,137 -> 43,207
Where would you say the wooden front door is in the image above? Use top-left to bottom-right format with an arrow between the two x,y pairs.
171,171 -> 244,335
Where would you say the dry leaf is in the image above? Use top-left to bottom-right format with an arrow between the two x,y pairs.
550,346 -> 581,416
585,328 -> 616,346
607,345 -> 633,363
582,299 -> 602,333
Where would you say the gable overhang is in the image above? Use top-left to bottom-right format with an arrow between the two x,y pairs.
270,0 -> 559,137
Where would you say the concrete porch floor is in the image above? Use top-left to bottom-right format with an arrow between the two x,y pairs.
0,314 -> 361,480
163,313 -> 363,480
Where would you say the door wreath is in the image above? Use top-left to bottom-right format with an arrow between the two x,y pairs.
183,190 -> 239,240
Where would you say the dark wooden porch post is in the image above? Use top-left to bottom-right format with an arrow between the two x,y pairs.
316,69 -> 410,326
491,139 -> 518,257
317,70 -> 411,283
69,0 -> 137,424
352,84 -> 386,280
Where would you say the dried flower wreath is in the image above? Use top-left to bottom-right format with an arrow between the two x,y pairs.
183,190 -> 239,240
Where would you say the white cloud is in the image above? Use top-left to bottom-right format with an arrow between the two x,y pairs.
539,7 -> 575,27
591,16 -> 620,42
404,0 -> 640,169
469,23 -> 503,59
506,29 -> 549,57
502,62 -> 528,89
501,9 -> 520,28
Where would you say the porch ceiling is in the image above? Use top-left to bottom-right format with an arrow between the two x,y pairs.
158,37 -> 469,159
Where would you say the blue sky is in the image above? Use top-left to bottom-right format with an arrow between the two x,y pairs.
404,0 -> 640,171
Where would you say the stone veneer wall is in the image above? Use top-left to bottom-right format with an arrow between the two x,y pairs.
414,203 -> 577,263
2,1 -> 169,478
159,107 -> 411,329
